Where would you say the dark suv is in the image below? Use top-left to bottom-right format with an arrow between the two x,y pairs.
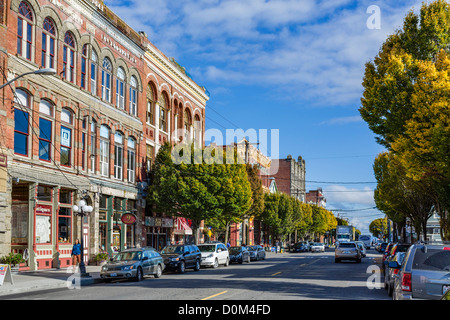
160,244 -> 201,273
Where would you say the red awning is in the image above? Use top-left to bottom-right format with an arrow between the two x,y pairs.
174,217 -> 193,235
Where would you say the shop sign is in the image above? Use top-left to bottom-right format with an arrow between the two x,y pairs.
0,265 -> 14,286
36,205 -> 52,215
145,217 -> 174,228
121,213 -> 137,225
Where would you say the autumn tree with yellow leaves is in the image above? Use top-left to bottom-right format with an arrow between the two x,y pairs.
360,0 -> 450,240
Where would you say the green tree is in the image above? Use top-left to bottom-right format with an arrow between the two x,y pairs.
374,152 -> 435,240
370,218 -> 388,240
148,143 -> 252,245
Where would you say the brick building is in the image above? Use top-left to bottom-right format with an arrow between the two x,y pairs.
306,188 -> 327,208
269,155 -> 306,202
0,0 -> 208,269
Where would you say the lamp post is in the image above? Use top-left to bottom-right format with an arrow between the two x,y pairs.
0,68 -> 56,90
72,199 -> 93,277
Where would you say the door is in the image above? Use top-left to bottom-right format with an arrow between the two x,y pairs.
218,244 -> 227,264
184,245 -> 194,267
82,217 -> 89,265
142,250 -> 152,275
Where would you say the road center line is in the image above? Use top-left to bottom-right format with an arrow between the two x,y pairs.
201,290 -> 228,300
271,272 -> 282,276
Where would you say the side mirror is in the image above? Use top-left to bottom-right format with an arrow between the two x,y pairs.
142,256 -> 149,261
388,261 -> 400,269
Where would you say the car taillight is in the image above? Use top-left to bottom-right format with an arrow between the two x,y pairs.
444,247 -> 450,251
393,269 -> 399,275
401,272 -> 412,292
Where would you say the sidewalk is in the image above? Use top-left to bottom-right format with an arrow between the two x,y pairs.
0,265 -> 103,297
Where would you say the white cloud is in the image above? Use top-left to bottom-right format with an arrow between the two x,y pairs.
320,116 -> 363,125
324,185 -> 375,206
105,0 -> 421,108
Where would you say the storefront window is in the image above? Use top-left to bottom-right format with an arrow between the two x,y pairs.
58,207 -> 72,243
37,185 -> 52,202
35,204 -> 52,244
59,189 -> 72,204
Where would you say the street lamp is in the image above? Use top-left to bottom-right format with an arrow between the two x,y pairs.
0,68 -> 56,90
72,199 -> 93,277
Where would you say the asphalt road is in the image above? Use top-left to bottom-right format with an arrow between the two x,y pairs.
9,249 -> 390,301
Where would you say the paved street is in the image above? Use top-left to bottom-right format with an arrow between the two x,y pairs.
5,249 -> 388,301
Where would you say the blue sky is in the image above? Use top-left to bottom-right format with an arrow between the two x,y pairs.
104,0 -> 423,234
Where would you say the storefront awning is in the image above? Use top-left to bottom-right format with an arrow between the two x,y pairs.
174,217 -> 192,235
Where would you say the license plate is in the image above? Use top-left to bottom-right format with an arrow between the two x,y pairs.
343,251 -> 351,254
444,285 -> 450,295
110,273 -> 117,277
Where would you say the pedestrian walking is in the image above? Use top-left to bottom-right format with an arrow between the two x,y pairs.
71,239 -> 81,272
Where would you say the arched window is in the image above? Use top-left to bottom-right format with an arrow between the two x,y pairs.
146,83 -> 155,125
184,109 -> 192,141
60,108 -> 73,166
63,32 -> 76,83
116,67 -> 125,109
114,131 -> 124,180
81,44 -> 88,90
17,1 -> 34,61
90,49 -> 98,96
127,137 -> 136,183
159,94 -> 168,132
129,76 -> 138,116
14,89 -> 31,156
99,125 -> 110,176
38,100 -> 54,161
41,17 -> 56,68
101,58 -> 112,102
194,114 -> 202,147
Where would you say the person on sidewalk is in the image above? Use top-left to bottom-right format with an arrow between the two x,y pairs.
71,239 -> 81,273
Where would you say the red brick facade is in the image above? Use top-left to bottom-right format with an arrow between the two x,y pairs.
0,0 -> 208,268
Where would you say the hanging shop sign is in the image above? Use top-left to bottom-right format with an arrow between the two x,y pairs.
121,213 -> 137,225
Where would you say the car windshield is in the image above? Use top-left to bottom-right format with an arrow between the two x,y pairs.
198,245 -> 215,252
247,246 -> 258,251
161,246 -> 184,254
313,243 -> 323,246
413,248 -> 450,271
229,247 -> 242,254
113,251 -> 142,261
339,243 -> 356,248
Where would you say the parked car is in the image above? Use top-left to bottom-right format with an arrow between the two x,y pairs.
311,242 -> 325,253
228,246 -> 250,264
100,247 -> 164,282
160,244 -> 201,273
197,242 -> 229,268
390,243 -> 450,300
381,243 -> 396,274
294,241 -> 310,252
385,251 -> 406,297
247,245 -> 266,261
335,242 -> 361,263
378,242 -> 388,253
355,241 -> 366,257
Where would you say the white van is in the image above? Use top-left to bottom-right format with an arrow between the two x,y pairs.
197,242 -> 229,268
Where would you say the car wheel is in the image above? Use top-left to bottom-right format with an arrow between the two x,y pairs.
335,258 -> 340,263
213,258 -> 219,268
135,267 -> 143,282
178,261 -> 186,273
247,255 -> 251,263
155,264 -> 162,278
194,259 -> 201,271
239,257 -> 243,264
224,257 -> 229,267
